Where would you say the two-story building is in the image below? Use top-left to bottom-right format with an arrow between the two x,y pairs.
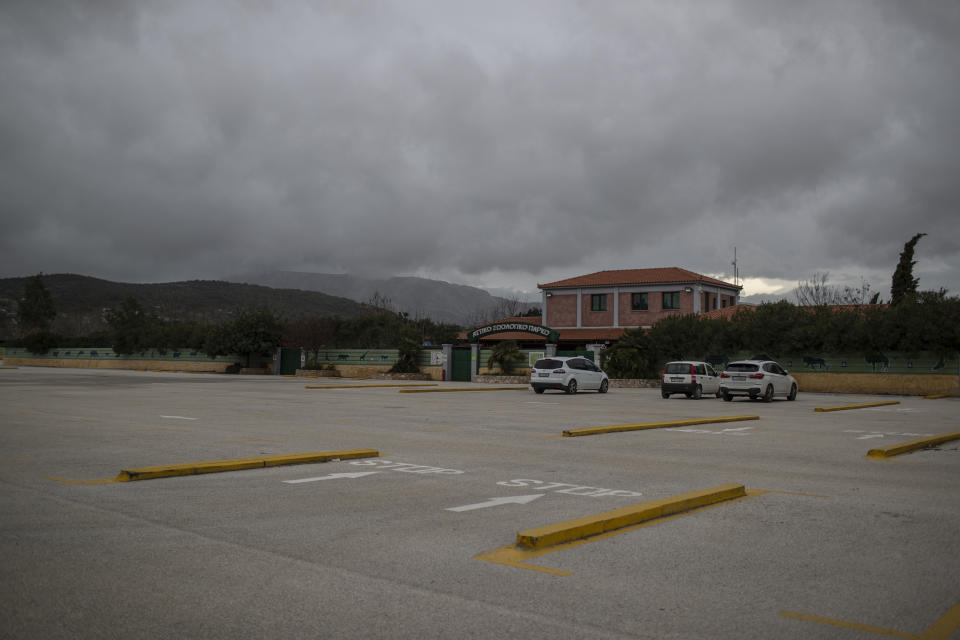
453,267 -> 742,380
539,267 -> 741,335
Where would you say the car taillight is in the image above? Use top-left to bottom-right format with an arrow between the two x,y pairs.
690,363 -> 696,382
720,373 -> 729,378
749,373 -> 764,379
553,369 -> 565,374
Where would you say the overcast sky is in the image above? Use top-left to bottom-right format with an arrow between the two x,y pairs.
1,1 -> 958,300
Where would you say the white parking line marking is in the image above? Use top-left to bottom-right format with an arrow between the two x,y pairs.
447,494 -> 543,512
664,426 -> 754,436
160,415 -> 197,420
284,471 -> 380,484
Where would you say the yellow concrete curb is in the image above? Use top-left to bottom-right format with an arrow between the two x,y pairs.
516,483 -> 746,549
924,393 -> 956,400
115,449 -> 379,481
814,400 -> 900,412
305,384 -> 438,389
867,430 -> 960,459
563,415 -> 759,437
397,387 -> 528,393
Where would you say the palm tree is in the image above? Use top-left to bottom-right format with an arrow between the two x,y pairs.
488,340 -> 521,375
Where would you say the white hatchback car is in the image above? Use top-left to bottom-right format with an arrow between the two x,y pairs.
661,361 -> 721,399
719,360 -> 798,402
530,356 -> 610,394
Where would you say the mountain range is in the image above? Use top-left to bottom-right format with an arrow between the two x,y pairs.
225,271 -> 534,325
0,272 -> 534,339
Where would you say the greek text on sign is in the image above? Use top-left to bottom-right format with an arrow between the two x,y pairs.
497,479 -> 642,497
467,322 -> 559,343
350,459 -> 464,474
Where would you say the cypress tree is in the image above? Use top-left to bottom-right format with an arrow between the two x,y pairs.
890,233 -> 926,305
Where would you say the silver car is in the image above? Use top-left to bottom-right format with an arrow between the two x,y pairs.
719,360 -> 798,402
661,361 -> 722,399
530,356 -> 610,394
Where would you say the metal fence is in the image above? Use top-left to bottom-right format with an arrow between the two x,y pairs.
4,346 -> 237,363
686,351 -> 956,375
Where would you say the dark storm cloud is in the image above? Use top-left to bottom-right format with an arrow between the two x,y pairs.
1,0 -> 957,296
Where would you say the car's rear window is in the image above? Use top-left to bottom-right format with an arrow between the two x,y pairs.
533,359 -> 563,370
665,363 -> 691,374
726,362 -> 759,372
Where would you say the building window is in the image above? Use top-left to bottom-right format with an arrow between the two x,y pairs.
590,294 -> 607,311
663,292 -> 680,310
722,299 -> 727,308
631,292 -> 648,311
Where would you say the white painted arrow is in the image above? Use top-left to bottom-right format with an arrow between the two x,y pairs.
284,471 -> 380,484
446,494 -> 544,512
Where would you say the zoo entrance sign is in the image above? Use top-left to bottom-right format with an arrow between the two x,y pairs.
468,322 -> 559,343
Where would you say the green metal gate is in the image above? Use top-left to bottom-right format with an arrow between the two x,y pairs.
278,348 -> 302,375
451,349 -> 473,382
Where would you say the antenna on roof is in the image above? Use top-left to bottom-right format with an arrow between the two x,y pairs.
731,247 -> 739,288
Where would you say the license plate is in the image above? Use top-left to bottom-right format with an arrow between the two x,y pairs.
538,372 -> 550,377
671,377 -> 683,382
733,375 -> 746,381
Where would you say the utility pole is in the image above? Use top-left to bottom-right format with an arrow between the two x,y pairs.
731,247 -> 739,288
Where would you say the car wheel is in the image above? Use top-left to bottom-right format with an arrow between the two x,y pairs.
661,390 -> 670,399
566,379 -> 578,394
722,393 -> 733,401
692,385 -> 702,400
762,385 -> 774,402
598,379 -> 609,394
534,387 -> 545,394
787,384 -> 798,401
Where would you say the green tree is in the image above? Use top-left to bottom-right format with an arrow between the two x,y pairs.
106,297 -> 153,355
890,233 -> 926,305
16,274 -> 57,335
487,340 -> 521,375
389,326 -> 422,374
602,328 -> 659,379
229,308 -> 284,367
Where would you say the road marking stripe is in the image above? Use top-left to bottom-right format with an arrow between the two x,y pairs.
397,387 -> 528,393
814,400 -> 900,412
867,430 -> 960,459
115,449 -> 379,481
924,393 -> 956,400
563,415 -> 759,437
305,384 -> 438,389
779,611 -> 920,639
924,600 -> 960,640
45,476 -> 119,485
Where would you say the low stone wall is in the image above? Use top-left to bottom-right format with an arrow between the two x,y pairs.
371,372 -> 433,381
610,379 -> 660,388
3,357 -> 235,373
334,364 -> 443,380
296,369 -> 341,378
474,375 -> 528,384
792,372 -> 958,396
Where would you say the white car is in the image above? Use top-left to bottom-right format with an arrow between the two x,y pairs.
530,356 -> 610,394
661,361 -> 721,399
719,360 -> 798,402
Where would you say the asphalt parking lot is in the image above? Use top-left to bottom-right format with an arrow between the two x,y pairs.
1,367 -> 958,639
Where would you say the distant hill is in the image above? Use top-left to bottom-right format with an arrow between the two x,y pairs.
227,271 -> 538,325
0,274 -> 372,339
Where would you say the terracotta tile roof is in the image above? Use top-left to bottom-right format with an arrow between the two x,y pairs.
700,305 -> 756,320
538,267 -> 740,290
